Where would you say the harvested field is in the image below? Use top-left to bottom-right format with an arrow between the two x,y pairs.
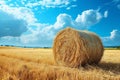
0,47 -> 120,80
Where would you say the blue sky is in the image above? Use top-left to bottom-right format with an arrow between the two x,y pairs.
0,0 -> 120,47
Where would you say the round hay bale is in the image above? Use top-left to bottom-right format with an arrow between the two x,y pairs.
53,27 -> 104,68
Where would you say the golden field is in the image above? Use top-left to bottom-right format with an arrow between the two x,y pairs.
0,46 -> 120,80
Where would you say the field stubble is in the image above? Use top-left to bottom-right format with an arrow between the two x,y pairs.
0,47 -> 120,80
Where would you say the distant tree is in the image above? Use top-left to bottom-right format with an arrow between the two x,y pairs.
117,46 -> 120,49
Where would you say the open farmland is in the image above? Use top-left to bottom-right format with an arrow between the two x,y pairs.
0,47 -> 120,80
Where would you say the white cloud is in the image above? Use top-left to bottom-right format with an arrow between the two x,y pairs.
54,13 -> 74,29
54,9 -> 106,29
0,5 -> 37,24
0,1 -> 5,5
0,3 -> 38,37
66,5 -> 77,10
110,30 -> 120,40
0,1 -> 49,46
20,24 -> 55,47
6,0 -> 76,9
102,29 -> 120,46
33,0 -> 75,8
104,11 -> 108,18
0,1 -> 108,47
20,9 -> 106,46
110,30 -> 117,39
0,8 -> 27,37
75,9 -> 103,28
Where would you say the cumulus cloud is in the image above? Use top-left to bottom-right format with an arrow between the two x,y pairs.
0,5 -> 37,24
0,1 -> 117,47
102,29 -> 120,46
0,1 -> 5,5
20,9 -> 106,46
54,9 -> 105,29
0,4 -> 37,37
27,0 -> 69,8
75,9 -> 103,28
54,13 -> 74,29
0,1 -> 108,46
6,0 -> 76,9
20,25 -> 55,47
0,9 -> 27,37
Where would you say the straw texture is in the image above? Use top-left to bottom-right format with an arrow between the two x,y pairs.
53,27 -> 104,68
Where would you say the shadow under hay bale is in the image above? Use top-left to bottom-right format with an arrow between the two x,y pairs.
53,27 -> 104,68
98,62 -> 120,74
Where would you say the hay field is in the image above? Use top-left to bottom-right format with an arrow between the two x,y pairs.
0,47 -> 120,80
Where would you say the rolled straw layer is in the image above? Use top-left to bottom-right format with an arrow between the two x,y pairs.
53,28 -> 104,68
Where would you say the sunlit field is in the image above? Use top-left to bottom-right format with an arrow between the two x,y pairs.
0,46 -> 120,80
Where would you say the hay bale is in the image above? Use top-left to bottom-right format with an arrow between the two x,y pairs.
53,27 -> 104,68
